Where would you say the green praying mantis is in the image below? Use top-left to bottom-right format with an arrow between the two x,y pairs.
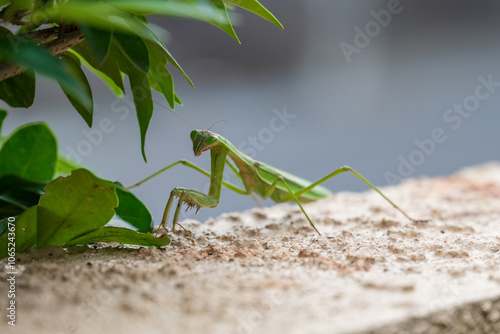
129,100 -> 425,240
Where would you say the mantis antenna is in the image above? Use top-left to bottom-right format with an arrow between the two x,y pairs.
132,90 -> 197,129
207,120 -> 228,131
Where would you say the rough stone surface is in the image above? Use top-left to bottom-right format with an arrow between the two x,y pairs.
1,163 -> 499,334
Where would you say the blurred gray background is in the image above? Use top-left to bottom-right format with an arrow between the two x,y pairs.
2,0 -> 500,224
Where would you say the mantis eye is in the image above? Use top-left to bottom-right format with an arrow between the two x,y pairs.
190,130 -> 198,141
206,136 -> 218,146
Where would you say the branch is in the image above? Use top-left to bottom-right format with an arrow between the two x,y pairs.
0,28 -> 84,81
22,27 -> 60,43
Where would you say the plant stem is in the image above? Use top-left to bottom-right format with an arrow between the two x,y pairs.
0,27 -> 84,81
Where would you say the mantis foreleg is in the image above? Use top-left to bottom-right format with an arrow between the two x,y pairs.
128,160 -> 247,194
129,160 -> 253,241
159,187 -> 218,243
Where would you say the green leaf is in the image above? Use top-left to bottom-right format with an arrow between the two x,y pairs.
0,123 -> 57,182
79,24 -> 112,64
134,14 -> 149,25
103,0 -> 229,23
58,53 -> 94,127
113,32 -> 150,73
0,218 -> 7,235
38,0 -> 282,91
0,69 -> 35,108
224,0 -> 283,28
0,26 -> 35,108
147,42 -> 175,108
114,186 -> 153,233
0,202 -> 23,219
130,74 -> 153,162
209,0 -> 239,42
2,0 -> 35,23
71,41 -> 125,96
174,93 -> 183,105
0,207 -> 38,258
55,155 -> 81,176
49,1 -> 194,86
107,0 -> 239,42
0,109 -> 6,134
0,25 -> 12,53
143,24 -> 193,87
0,175 -> 46,218
115,45 -> 153,162
37,169 -> 118,248
63,226 -> 170,247
0,35 -> 92,111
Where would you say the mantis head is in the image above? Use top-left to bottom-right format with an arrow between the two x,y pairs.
190,130 -> 220,157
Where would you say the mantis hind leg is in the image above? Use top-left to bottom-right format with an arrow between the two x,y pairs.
254,165 -> 425,235
276,176 -> 322,235
290,165 -> 426,224
253,166 -> 321,235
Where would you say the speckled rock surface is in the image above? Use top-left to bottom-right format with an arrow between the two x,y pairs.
1,163 -> 499,334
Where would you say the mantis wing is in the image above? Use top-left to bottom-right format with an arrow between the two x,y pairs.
254,162 -> 331,202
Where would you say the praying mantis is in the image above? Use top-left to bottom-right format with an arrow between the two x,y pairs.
129,100 -> 424,239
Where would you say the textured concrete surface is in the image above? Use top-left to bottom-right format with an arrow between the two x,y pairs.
1,163 -> 499,334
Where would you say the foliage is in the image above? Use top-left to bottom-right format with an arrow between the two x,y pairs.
0,0 -> 282,161
0,0 -> 282,257
0,117 -> 170,258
